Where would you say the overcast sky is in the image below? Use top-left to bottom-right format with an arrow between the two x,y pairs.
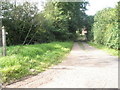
85,0 -> 119,15
16,0 -> 119,15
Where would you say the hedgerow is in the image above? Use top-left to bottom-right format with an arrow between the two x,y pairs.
92,6 -> 119,49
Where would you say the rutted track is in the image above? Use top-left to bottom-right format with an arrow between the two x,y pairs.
6,42 -> 118,88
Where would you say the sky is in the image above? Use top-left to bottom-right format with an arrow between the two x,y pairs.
85,0 -> 119,15
16,0 -> 119,15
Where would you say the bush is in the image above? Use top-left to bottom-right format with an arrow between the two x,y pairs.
92,7 -> 119,49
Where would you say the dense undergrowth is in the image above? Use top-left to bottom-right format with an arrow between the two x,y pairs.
92,7 -> 119,50
0,42 -> 73,84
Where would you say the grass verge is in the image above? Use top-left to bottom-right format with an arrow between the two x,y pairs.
0,41 -> 73,84
88,42 -> 119,57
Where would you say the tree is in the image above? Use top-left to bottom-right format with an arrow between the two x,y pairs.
2,1 -> 39,45
2,1 -> 89,45
83,15 -> 94,41
92,7 -> 119,49
43,1 -> 88,41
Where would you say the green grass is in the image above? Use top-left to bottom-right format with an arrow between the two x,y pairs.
0,41 -> 73,84
88,42 -> 119,57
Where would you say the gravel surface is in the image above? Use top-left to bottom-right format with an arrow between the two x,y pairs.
6,42 -> 118,88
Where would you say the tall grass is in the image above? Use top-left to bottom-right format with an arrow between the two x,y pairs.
0,42 -> 73,84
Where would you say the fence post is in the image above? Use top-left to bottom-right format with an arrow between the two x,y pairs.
2,26 -> 6,56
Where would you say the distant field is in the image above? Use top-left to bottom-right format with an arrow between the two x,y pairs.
0,41 -> 73,84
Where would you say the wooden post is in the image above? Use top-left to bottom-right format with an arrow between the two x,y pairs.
2,26 -> 6,56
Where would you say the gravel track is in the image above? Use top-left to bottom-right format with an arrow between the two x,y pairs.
6,42 -> 118,88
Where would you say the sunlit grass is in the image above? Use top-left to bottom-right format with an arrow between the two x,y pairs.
88,42 -> 119,57
0,41 -> 73,84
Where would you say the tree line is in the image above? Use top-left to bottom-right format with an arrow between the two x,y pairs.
2,1 -> 119,50
2,1 -> 92,45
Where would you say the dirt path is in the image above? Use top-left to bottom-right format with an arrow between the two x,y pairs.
6,42 -> 118,88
